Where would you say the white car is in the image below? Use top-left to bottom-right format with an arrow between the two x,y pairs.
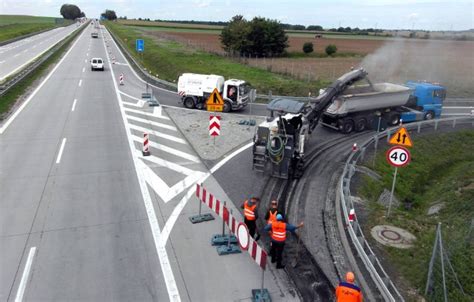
91,58 -> 104,71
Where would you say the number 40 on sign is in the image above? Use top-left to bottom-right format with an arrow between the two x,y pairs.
386,146 -> 411,167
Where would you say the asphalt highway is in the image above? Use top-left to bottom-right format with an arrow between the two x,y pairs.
0,24 -> 298,302
0,23 -> 80,81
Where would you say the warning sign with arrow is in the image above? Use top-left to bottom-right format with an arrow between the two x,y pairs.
206,88 -> 224,112
389,127 -> 413,147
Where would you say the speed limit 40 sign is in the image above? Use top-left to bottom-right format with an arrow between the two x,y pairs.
386,146 -> 411,167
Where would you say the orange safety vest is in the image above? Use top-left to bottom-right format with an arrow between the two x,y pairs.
271,221 -> 287,242
267,209 -> 278,224
335,282 -> 363,302
244,200 -> 257,221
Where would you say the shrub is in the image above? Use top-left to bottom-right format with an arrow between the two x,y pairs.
325,44 -> 337,56
302,42 -> 314,54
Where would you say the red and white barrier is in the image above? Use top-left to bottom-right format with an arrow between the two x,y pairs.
348,208 -> 355,222
142,132 -> 150,156
196,184 -> 267,269
209,115 -> 221,137
352,143 -> 358,152
119,74 -> 124,85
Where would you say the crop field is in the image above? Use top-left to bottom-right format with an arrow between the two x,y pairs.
0,15 -> 71,43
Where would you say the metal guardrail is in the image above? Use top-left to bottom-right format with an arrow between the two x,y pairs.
0,24 -> 86,97
339,116 -> 474,301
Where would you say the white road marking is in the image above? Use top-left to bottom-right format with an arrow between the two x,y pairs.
141,153 -> 197,175
14,247 -> 37,302
123,107 -> 170,120
0,60 -> 5,64
78,79 -> 82,87
119,90 -> 142,102
153,106 -> 163,117
82,67 -> 85,73
13,53 -> 20,57
128,124 -> 185,144
103,34 -> 181,302
84,59 -> 87,63
71,99 -> 77,111
86,53 -> 89,57
210,142 -> 253,173
122,99 -> 146,108
0,28 -> 87,134
131,135 -> 200,162
56,138 -> 67,164
127,115 -> 177,131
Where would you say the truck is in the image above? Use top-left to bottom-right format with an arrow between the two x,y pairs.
177,73 -> 253,112
321,78 -> 446,133
252,68 -> 446,179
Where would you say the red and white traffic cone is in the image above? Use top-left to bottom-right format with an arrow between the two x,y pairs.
112,57 -> 115,64
142,132 -> 150,156
119,73 -> 124,86
352,143 -> 358,152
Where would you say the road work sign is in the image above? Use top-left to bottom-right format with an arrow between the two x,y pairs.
386,146 -> 411,167
389,127 -> 413,147
206,88 -> 224,112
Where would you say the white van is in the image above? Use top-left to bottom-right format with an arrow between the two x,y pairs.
91,58 -> 104,71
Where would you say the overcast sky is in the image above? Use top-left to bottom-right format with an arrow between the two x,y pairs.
0,0 -> 472,30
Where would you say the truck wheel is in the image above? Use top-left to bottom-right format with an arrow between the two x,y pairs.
388,114 -> 400,126
183,97 -> 195,109
424,111 -> 435,120
355,118 -> 367,132
223,101 -> 231,112
341,119 -> 354,134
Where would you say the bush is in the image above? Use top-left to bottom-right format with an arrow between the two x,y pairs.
302,42 -> 314,54
325,44 -> 337,56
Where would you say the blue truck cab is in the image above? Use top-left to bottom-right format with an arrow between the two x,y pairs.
400,81 -> 446,122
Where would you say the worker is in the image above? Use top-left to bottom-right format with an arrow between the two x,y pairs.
264,200 -> 282,225
241,197 -> 260,240
264,214 -> 303,269
335,272 -> 363,302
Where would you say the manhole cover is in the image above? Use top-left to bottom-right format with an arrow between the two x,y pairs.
189,124 -> 200,128
371,225 -> 416,249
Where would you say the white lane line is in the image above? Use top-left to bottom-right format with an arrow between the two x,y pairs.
124,107 -> 170,120
14,247 -> 37,302
56,138 -> 67,164
82,67 -> 85,73
122,99 -> 146,108
119,90 -> 142,102
86,53 -> 89,57
84,59 -> 87,63
71,99 -> 77,111
0,28 -> 87,134
103,34 -> 181,302
443,106 -> 474,109
131,135 -> 200,162
141,153 -> 197,175
13,53 -> 20,57
128,124 -> 185,144
78,79 -> 82,87
127,115 -> 177,131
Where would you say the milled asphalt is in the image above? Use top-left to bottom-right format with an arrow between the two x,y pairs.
0,23 -> 80,81
0,23 -> 300,302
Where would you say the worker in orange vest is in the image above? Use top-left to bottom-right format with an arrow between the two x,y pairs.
264,200 -> 283,225
241,197 -> 260,240
335,272 -> 363,302
263,214 -> 303,269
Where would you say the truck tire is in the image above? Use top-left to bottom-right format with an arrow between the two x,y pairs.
388,113 -> 400,126
424,111 -> 435,120
355,118 -> 367,132
183,97 -> 195,109
341,119 -> 354,134
223,101 -> 232,112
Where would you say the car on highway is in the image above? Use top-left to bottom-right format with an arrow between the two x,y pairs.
91,32 -> 99,38
90,58 -> 104,71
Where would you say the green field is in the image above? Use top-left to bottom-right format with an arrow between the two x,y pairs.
105,21 -> 330,96
0,15 -> 71,43
359,131 -> 474,301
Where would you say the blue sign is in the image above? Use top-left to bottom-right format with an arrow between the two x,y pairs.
136,39 -> 144,52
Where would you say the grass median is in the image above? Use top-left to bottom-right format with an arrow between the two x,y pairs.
0,15 -> 73,43
0,24 -> 85,119
105,21 -> 331,96
358,130 -> 474,301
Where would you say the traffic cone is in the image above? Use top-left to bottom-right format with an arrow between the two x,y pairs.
348,208 -> 355,222
119,74 -> 124,86
142,132 -> 150,156
352,143 -> 358,152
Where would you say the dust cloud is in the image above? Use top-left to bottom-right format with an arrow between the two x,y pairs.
359,38 -> 474,97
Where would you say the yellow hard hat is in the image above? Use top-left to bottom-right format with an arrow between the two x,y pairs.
346,272 -> 355,283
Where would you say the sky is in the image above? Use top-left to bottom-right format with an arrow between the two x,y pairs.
0,0 -> 473,30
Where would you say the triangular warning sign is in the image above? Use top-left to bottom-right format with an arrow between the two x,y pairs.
389,127 -> 413,147
206,88 -> 224,105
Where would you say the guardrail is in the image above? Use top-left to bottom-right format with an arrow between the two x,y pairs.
339,116 -> 474,301
0,24 -> 86,98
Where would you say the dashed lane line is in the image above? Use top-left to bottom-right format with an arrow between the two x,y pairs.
55,138 -> 67,164
14,247 -> 37,302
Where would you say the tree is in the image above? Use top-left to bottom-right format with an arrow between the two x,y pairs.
60,4 -> 83,20
220,16 -> 288,57
303,42 -> 314,54
325,44 -> 337,56
307,25 -> 323,31
101,9 -> 117,20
